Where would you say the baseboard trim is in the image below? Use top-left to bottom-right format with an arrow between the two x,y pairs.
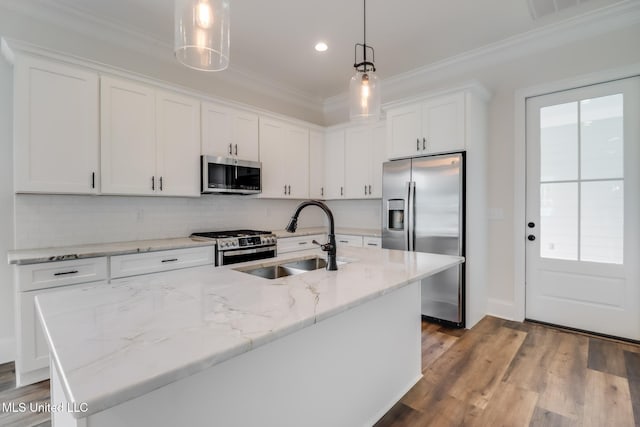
0,337 -> 15,364
487,298 -> 517,321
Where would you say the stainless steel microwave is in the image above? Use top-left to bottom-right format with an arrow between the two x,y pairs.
201,156 -> 261,195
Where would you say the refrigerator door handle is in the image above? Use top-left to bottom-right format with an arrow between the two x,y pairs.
407,181 -> 415,251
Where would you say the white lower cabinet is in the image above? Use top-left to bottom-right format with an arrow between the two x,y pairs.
110,246 -> 214,279
335,234 -> 364,248
277,234 -> 325,254
14,257 -> 109,386
363,237 -> 382,248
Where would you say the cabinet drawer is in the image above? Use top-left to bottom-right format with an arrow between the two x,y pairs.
16,257 -> 108,292
363,237 -> 382,248
110,246 -> 214,279
277,234 -> 325,254
335,234 -> 363,248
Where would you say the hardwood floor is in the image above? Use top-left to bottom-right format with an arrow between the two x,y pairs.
376,316 -> 640,427
1,316 -> 638,426
0,363 -> 50,427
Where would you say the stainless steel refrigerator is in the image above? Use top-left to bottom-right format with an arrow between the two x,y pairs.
382,152 -> 465,327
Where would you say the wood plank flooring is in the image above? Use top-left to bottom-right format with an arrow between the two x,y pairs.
376,316 -> 640,427
0,363 -> 50,427
1,316 -> 638,426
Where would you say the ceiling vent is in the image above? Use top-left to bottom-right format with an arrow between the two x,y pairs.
527,0 -> 592,20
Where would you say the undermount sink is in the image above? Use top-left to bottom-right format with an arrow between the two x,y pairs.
234,256 -> 334,280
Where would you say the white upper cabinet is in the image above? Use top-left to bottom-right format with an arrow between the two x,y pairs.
101,76 -> 200,197
201,102 -> 259,161
387,92 -> 465,158
13,56 -> 99,194
324,129 -> 345,199
308,130 -> 325,199
259,117 -> 309,199
332,122 -> 385,200
156,90 -> 201,197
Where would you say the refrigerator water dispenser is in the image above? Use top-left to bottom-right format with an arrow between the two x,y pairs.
387,199 -> 405,230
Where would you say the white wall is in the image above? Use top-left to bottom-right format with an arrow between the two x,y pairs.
0,51 -> 15,362
14,195 -> 323,249
326,200 -> 381,230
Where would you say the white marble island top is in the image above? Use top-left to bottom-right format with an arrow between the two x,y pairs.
36,247 -> 463,418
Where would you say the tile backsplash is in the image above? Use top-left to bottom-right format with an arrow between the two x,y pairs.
14,194 -> 326,249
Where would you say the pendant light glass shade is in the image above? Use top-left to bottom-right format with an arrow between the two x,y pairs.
349,0 -> 380,122
349,70 -> 380,122
174,0 -> 230,72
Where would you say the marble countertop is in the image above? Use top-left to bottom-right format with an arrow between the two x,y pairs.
272,227 -> 382,238
35,247 -> 462,418
7,237 -> 216,265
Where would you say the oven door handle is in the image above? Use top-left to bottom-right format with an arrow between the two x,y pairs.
222,246 -> 276,257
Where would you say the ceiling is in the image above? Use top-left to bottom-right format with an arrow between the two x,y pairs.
21,0 -> 630,100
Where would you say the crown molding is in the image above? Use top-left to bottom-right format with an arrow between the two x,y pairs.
323,0 -> 640,117
0,0 -> 324,115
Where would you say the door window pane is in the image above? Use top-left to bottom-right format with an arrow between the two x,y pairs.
540,102 -> 578,181
581,94 -> 623,180
581,181 -> 623,264
540,183 -> 578,260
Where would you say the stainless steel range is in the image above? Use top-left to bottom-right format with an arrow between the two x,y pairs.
191,229 -> 277,266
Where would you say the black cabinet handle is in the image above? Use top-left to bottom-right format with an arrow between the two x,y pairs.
528,222 -> 535,228
423,137 -> 426,150
288,185 -> 291,195
416,138 -> 420,151
340,186 -> 343,196
284,185 -> 287,195
364,185 -> 367,195
91,172 -> 95,189
152,176 -> 155,191
298,242 -> 308,245
321,187 -> 324,197
368,185 -> 372,194
159,176 -> 163,191
339,240 -> 349,243
234,144 -> 238,156
161,258 -> 178,263
527,235 -> 536,241
367,243 -> 378,246
228,143 -> 232,155
54,270 -> 78,276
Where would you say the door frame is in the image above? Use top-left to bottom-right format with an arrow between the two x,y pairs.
512,62 -> 640,321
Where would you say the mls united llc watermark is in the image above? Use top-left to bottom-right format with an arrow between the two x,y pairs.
2,401 -> 88,414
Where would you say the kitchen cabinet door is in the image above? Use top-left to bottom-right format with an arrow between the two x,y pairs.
233,111 -> 259,161
284,125 -> 309,199
156,90 -> 200,197
202,102 -> 259,161
344,126 -> 371,199
16,280 -> 107,385
422,92 -> 465,154
324,129 -> 345,199
201,102 -> 234,157
309,130 -> 325,199
369,123 -> 386,198
259,118 -> 286,197
101,76 -> 156,195
387,104 -> 421,159
13,56 -> 99,194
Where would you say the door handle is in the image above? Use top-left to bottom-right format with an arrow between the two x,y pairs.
527,235 -> 536,241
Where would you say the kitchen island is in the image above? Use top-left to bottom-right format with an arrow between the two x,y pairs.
36,246 -> 463,427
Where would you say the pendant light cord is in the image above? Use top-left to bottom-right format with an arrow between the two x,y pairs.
363,0 -> 367,67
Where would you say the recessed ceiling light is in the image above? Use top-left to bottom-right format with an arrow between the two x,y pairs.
314,42 -> 328,52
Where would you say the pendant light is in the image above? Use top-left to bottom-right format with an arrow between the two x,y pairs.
349,0 -> 380,122
174,0 -> 230,71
